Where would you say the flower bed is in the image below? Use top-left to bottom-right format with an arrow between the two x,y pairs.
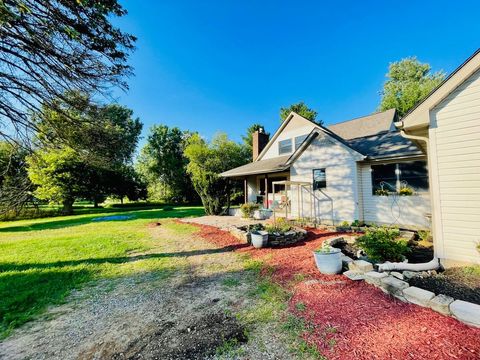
231,223 -> 306,247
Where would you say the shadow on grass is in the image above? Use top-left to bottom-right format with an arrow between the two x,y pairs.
0,244 -> 247,273
0,267 -> 94,339
0,207 -> 205,233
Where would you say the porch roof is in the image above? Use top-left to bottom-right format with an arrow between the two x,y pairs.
220,155 -> 290,178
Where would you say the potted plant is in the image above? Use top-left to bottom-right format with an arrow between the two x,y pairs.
313,243 -> 342,275
251,230 -> 268,248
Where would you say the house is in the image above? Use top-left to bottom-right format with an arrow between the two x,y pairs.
397,49 -> 480,266
221,108 -> 431,229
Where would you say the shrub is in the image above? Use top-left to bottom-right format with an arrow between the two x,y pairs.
355,226 -> 409,262
240,202 -> 260,218
351,219 -> 361,227
265,218 -> 292,234
417,229 -> 432,243
339,221 -> 350,228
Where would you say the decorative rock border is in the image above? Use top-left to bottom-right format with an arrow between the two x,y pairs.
341,259 -> 480,328
229,225 -> 307,247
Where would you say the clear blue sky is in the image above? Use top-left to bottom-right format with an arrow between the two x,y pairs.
114,0 -> 480,144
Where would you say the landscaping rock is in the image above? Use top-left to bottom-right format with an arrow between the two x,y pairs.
391,271 -> 404,280
429,294 -> 454,316
343,270 -> 365,281
348,260 -> 373,273
402,286 -> 435,307
325,236 -> 345,246
380,276 -> 409,295
341,255 -> 354,267
402,271 -> 417,280
365,271 -> 388,286
450,300 -> 480,328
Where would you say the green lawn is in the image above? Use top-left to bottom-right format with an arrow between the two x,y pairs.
0,206 -> 204,338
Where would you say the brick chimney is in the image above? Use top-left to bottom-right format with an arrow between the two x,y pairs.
252,127 -> 269,161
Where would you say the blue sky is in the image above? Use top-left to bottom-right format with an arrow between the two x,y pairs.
114,0 -> 480,144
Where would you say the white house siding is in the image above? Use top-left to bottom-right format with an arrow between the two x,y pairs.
262,115 -> 318,160
289,135 -> 360,224
359,164 -> 431,229
429,68 -> 480,264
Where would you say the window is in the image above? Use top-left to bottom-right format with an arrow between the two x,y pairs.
278,139 -> 292,154
371,161 -> 429,194
313,168 -> 326,190
295,134 -> 308,150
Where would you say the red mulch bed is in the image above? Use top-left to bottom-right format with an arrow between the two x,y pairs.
187,222 -> 480,360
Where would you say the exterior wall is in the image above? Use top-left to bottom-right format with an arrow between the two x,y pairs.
359,163 -> 431,229
429,68 -> 480,264
289,135 -> 360,224
262,115 -> 318,160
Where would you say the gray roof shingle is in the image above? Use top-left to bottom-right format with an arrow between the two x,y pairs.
328,108 -> 397,140
346,131 -> 423,160
220,155 -> 290,177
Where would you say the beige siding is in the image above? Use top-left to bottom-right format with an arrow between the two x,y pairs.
430,68 -> 480,264
359,164 -> 431,229
262,114 -> 317,160
289,135 -> 360,224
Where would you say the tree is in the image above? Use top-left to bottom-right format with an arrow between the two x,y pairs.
280,102 -> 321,125
242,123 -> 269,148
379,57 -> 445,117
184,133 -> 248,215
137,125 -> 197,203
27,93 -> 143,213
0,142 -> 32,215
0,0 -> 135,144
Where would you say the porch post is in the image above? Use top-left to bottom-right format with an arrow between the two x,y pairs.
244,177 -> 248,204
265,174 -> 269,208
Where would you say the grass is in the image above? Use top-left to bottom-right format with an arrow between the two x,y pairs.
0,206 -> 203,338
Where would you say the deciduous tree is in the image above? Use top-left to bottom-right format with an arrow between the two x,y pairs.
280,102 -> 321,125
379,57 -> 445,117
184,133 -> 248,215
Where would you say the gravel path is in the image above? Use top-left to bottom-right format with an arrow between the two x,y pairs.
0,222 -> 294,360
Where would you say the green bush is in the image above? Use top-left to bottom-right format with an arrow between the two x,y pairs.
355,226 -> 409,262
240,202 -> 260,218
265,218 -> 292,234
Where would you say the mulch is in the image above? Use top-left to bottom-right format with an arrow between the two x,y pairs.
187,221 -> 480,360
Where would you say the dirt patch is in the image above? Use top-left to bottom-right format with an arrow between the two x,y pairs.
409,266 -> 480,305
110,312 -> 246,360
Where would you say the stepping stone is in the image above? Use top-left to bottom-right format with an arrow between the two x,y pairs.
343,270 -> 365,281
391,271 -> 404,280
348,260 -> 373,273
402,271 -> 417,280
380,276 -> 409,295
402,286 -> 435,307
364,271 -> 388,286
429,294 -> 454,316
450,300 -> 480,328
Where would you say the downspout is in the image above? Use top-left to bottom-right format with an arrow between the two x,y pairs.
379,121 -> 440,272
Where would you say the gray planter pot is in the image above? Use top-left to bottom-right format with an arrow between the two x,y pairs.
313,248 -> 342,274
251,231 -> 268,248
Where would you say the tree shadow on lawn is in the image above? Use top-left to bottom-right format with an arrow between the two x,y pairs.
0,243 -> 248,273
0,267 -> 95,339
0,207 -> 205,233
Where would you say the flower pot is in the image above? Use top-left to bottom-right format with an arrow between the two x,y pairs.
251,231 -> 268,248
313,248 -> 342,274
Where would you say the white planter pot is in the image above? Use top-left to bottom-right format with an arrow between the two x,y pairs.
251,231 -> 268,248
313,248 -> 342,274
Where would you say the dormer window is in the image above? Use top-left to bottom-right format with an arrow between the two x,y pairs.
278,139 -> 292,154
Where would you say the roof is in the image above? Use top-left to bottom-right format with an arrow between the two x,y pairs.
346,131 -> 424,160
220,155 -> 290,177
328,109 -> 396,140
399,48 -> 480,131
